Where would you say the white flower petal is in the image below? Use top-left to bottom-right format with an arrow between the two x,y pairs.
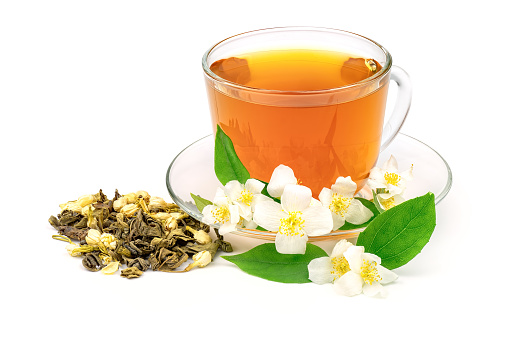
362,281 -> 384,297
318,187 -> 333,206
267,165 -> 297,198
378,265 -> 398,284
212,187 -> 227,203
362,252 -> 381,265
202,205 -> 220,225
332,176 -> 357,197
251,194 -> 273,212
275,232 -> 308,254
331,212 -> 346,231
331,239 -> 353,258
388,183 -> 404,195
400,166 -> 413,181
228,204 -> 240,225
310,197 -> 322,207
235,201 -> 252,220
368,167 -> 384,181
245,179 -> 265,195
344,245 -> 365,273
367,179 -> 387,190
253,200 -> 286,232
218,220 -> 238,235
242,219 -> 258,229
308,257 -> 334,284
281,184 -> 312,212
224,180 -> 242,200
301,206 -> 333,236
344,199 -> 373,225
378,192 -> 395,200
393,194 -> 406,205
333,271 -> 364,297
384,155 -> 399,172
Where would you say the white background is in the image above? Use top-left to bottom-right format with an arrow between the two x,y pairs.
1,1 -> 506,337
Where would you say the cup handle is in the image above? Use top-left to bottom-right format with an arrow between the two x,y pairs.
380,65 -> 412,151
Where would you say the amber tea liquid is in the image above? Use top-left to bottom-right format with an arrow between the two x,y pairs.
206,49 -> 389,196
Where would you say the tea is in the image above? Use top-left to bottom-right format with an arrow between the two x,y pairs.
206,49 -> 389,196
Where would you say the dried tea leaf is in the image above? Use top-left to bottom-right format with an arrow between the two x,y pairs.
82,253 -> 105,272
121,267 -> 143,279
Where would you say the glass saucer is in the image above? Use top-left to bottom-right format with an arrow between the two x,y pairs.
166,133 -> 452,241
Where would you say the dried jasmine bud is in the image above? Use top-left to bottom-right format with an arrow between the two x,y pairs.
186,226 -> 212,245
81,204 -> 94,217
164,218 -> 178,233
85,229 -> 101,246
183,251 -> 212,272
151,212 -> 172,221
77,194 -> 97,207
100,233 -> 117,250
113,197 -> 128,212
120,203 -> 139,218
170,212 -> 188,221
66,242 -> 82,257
123,193 -> 138,204
148,197 -> 168,212
121,267 -> 143,279
135,190 -> 151,203
59,201 -> 83,214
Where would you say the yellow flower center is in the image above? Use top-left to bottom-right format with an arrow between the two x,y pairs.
330,256 -> 350,280
239,189 -> 254,206
360,259 -> 381,285
329,194 -> 352,217
384,172 -> 401,186
380,197 -> 396,210
212,205 -> 230,223
280,211 -> 305,237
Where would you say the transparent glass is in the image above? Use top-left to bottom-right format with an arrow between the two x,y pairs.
166,133 -> 452,241
202,27 -> 412,196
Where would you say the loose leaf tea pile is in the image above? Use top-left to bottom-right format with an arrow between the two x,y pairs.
48,189 -> 232,278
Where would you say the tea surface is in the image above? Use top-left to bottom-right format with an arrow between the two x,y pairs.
207,49 -> 388,196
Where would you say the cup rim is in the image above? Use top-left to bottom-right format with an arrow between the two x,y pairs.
202,26 -> 392,94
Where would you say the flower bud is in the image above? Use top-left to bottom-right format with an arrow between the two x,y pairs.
113,197 -> 128,212
152,212 -> 172,221
120,203 -> 139,218
65,242 -> 82,257
186,226 -> 212,245
164,218 -> 178,232
100,233 -> 117,250
148,196 -> 168,211
192,251 -> 212,268
59,201 -> 83,214
81,204 -> 95,216
85,229 -> 101,246
77,194 -> 96,207
135,190 -> 151,202
123,193 -> 138,204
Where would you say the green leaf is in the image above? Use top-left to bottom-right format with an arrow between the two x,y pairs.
214,125 -> 250,185
190,193 -> 212,213
356,192 -> 436,270
339,198 -> 380,230
222,243 -> 327,283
